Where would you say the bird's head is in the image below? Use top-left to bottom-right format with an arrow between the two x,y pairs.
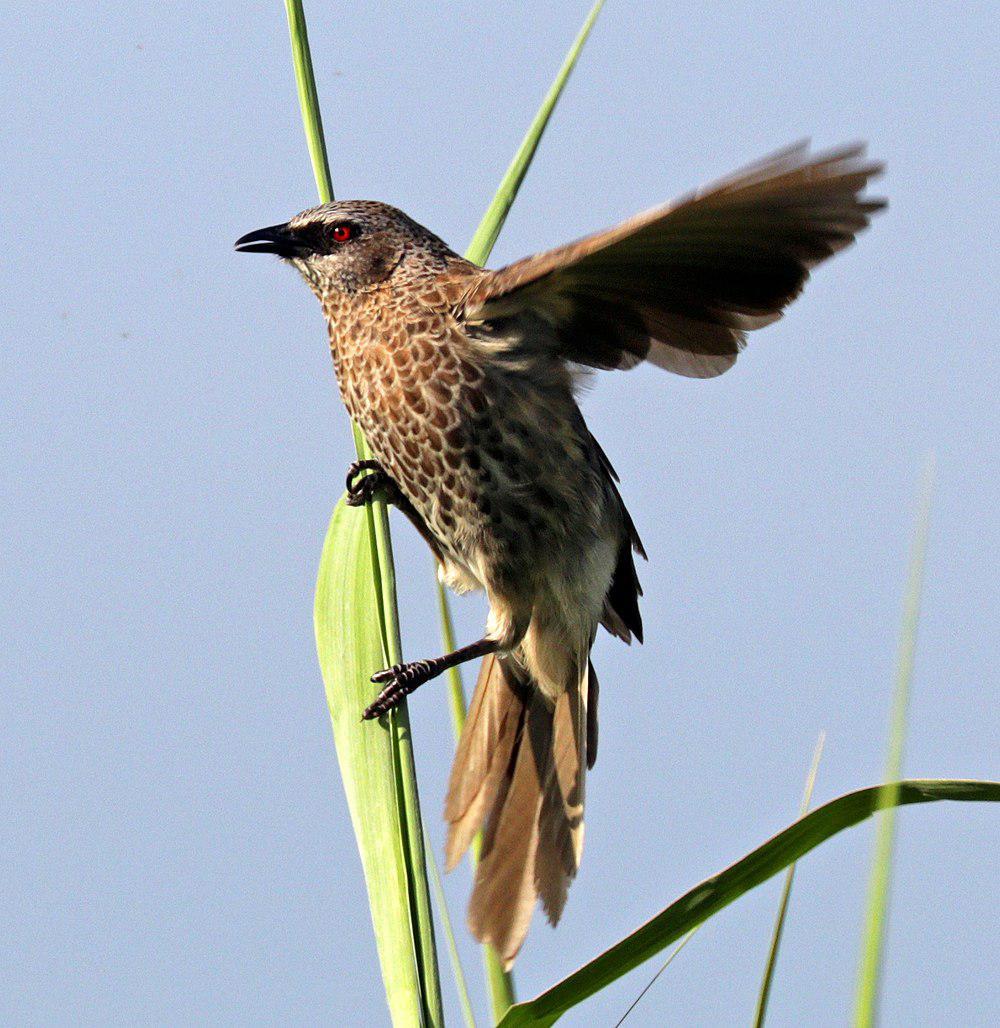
235,200 -> 454,298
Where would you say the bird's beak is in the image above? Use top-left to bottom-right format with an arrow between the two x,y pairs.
234,222 -> 309,258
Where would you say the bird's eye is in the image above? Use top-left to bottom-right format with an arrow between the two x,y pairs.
331,224 -> 353,243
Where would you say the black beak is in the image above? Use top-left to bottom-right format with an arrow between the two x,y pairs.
234,222 -> 308,258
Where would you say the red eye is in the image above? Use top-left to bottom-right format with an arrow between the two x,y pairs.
332,224 -> 352,243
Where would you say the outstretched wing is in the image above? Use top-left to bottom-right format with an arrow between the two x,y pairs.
465,143 -> 885,378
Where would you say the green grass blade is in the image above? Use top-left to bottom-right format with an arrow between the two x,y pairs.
426,829 -> 477,1028
497,779 -> 1000,1027
752,732 -> 826,1027
465,0 -> 606,266
436,571 -> 469,740
315,501 -> 442,1025
433,5 -> 607,1016
854,454 -> 936,1027
287,2 -> 444,1022
284,0 -> 333,203
480,944 -> 514,1028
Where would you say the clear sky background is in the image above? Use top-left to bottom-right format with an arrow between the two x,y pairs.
2,2 -> 997,1025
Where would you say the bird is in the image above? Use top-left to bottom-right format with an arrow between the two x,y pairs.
236,141 -> 884,968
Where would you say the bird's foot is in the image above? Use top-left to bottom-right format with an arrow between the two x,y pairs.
345,459 -> 395,507
362,659 -> 436,720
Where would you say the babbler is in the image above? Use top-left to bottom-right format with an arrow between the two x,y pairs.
236,142 -> 885,967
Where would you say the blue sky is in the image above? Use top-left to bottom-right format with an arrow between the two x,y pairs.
2,2 -> 997,1024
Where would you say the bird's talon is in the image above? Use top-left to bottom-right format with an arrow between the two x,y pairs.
346,460 -> 397,508
371,663 -> 403,685
362,660 -> 437,720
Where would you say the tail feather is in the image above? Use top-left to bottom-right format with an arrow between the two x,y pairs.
468,692 -> 548,965
535,682 -> 586,923
444,653 -> 524,871
586,660 -> 599,769
445,652 -> 591,968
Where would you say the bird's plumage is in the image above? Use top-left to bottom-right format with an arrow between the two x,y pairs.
467,142 -> 884,378
236,142 -> 884,967
444,654 -> 589,966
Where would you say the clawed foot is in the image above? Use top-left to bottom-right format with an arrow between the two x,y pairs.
362,659 -> 436,720
345,459 -> 395,507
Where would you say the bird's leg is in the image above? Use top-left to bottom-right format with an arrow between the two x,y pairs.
363,637 -> 500,721
344,459 -> 446,563
346,457 -> 494,721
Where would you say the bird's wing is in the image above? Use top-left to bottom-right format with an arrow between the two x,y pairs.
464,142 -> 885,379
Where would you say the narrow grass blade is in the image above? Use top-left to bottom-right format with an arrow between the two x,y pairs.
436,574 -> 469,740
854,454 -> 936,1027
497,779 -> 1000,1027
426,829 -> 477,1028
465,0 -> 606,265
284,0 -> 333,203
433,4 -> 606,1016
613,927 -> 699,1027
753,732 -> 826,1027
287,2 -> 443,1022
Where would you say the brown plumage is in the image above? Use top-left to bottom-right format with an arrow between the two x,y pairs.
236,142 -> 884,967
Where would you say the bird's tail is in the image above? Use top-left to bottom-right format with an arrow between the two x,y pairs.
444,650 -> 597,968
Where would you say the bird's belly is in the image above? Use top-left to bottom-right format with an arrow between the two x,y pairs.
364,398 -> 609,597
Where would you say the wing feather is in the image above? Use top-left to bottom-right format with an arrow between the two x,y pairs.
466,143 -> 884,378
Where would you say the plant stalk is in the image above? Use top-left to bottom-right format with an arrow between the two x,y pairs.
853,453 -> 936,1027
288,2 -> 443,1022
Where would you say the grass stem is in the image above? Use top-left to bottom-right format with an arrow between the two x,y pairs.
289,2 -> 444,1021
753,732 -> 826,1026
853,453 -> 936,1027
